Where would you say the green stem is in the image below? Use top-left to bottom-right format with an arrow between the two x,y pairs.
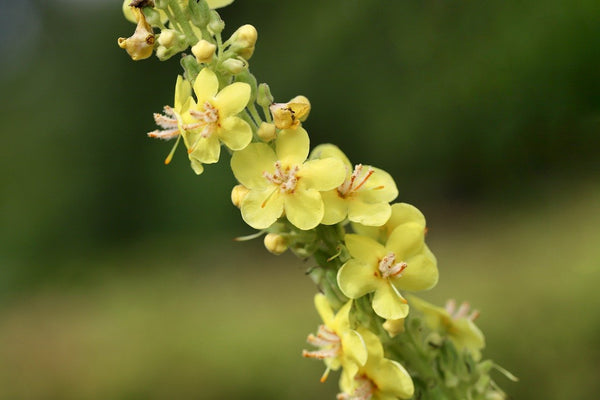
168,0 -> 198,44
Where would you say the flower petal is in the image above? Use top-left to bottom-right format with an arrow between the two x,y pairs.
320,190 -> 348,225
358,167 -> 398,203
283,188 -> 323,230
213,82 -> 251,118
309,143 -> 352,169
341,330 -> 368,367
344,234 -> 385,265
389,203 -> 426,229
275,127 -> 309,166
337,259 -> 381,299
314,293 -> 334,326
189,134 -> 221,164
206,0 -> 234,8
193,68 -> 219,103
393,245 -> 438,291
240,187 -> 284,229
385,222 -> 425,260
174,75 -> 192,110
372,282 -> 409,319
372,359 -> 414,399
188,156 -> 204,175
218,116 -> 252,150
299,158 -> 346,191
231,143 -> 277,189
347,199 -> 392,226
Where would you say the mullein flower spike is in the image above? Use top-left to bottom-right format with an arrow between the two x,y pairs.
120,1 -> 514,398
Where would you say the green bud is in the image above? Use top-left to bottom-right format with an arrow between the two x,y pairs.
222,58 -> 246,74
188,0 -> 210,26
180,54 -> 201,83
208,11 -> 225,34
257,83 -> 273,107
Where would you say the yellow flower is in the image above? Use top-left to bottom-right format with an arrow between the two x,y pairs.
337,225 -> 438,320
310,144 -> 398,226
353,202 -> 427,245
182,68 -> 252,173
230,127 -> 346,230
409,296 -> 485,360
147,75 -> 193,164
303,294 -> 368,383
338,326 -> 414,400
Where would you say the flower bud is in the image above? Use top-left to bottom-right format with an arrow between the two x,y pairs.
382,318 -> 405,338
230,24 -> 258,60
208,11 -> 225,34
157,29 -> 176,47
257,122 -> 277,142
288,95 -> 310,122
191,40 -> 216,64
222,58 -> 246,75
269,96 -> 311,129
264,233 -> 288,255
257,83 -> 273,108
231,184 -> 249,208
118,7 -> 155,61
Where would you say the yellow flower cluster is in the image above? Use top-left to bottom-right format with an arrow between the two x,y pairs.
119,1 -> 510,399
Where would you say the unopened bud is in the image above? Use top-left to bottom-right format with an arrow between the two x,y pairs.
288,95 -> 311,122
231,184 -> 249,208
264,233 -> 288,255
257,122 -> 277,142
382,318 -> 405,338
222,58 -> 246,75
157,29 -> 176,47
118,7 -> 155,61
230,24 -> 257,60
192,40 -> 216,63
208,11 -> 225,34
257,83 -> 273,108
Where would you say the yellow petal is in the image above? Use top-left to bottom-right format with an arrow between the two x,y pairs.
344,234 -> 385,265
283,188 -> 323,230
320,190 -> 348,225
385,222 -> 425,259
372,359 -> 414,399
309,143 -> 352,170
299,158 -> 346,191
341,330 -> 368,367
388,203 -> 426,230
213,82 -> 251,118
174,75 -> 192,111
188,134 -> 220,164
372,283 -> 409,320
393,245 -> 438,291
188,156 -> 204,175
357,167 -> 398,203
231,143 -> 277,189
206,0 -> 234,8
314,293 -> 334,326
337,259 -> 381,299
275,127 -> 309,166
218,116 -> 252,150
241,188 -> 284,229
193,68 -> 219,103
347,200 -> 392,226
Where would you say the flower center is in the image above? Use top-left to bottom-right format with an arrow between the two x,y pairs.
263,161 -> 300,194
302,324 -> 341,360
187,101 -> 220,139
337,164 -> 376,197
337,375 -> 375,400
378,252 -> 407,279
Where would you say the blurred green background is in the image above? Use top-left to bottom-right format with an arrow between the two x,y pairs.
1,0 -> 599,399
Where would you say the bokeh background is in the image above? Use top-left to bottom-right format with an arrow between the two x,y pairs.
1,0 -> 599,399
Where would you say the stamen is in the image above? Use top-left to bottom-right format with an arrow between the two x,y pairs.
338,164 -> 377,197
148,105 -> 182,140
445,299 -> 480,321
302,325 -> 341,362
263,161 -> 301,194
186,102 -> 220,153
337,376 -> 374,400
378,252 -> 407,279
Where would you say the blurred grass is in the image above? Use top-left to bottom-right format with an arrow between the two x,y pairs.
0,181 -> 598,400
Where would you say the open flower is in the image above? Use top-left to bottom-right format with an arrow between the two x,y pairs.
338,326 -> 414,400
409,296 -> 485,360
147,75 -> 193,164
182,68 -> 252,174
337,224 -> 438,320
352,202 -> 426,245
230,127 -> 346,230
303,294 -> 367,383
310,144 -> 398,226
